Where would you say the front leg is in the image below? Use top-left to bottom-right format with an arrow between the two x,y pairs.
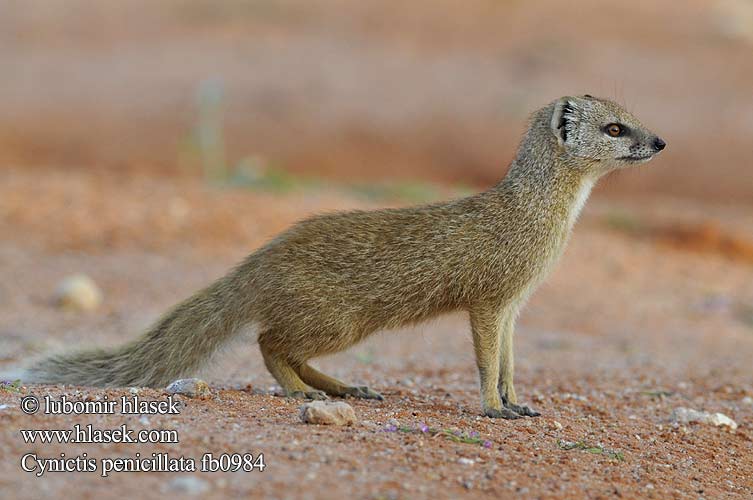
497,312 -> 540,417
470,305 -> 520,419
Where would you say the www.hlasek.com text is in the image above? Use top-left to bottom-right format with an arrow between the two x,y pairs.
21,424 -> 179,444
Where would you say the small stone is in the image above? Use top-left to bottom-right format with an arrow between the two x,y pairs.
0,404 -> 9,411
708,413 -> 738,429
552,420 -> 563,431
300,401 -> 356,426
129,387 -> 140,395
742,396 -> 753,406
54,275 -> 103,312
166,476 -> 210,495
165,378 -> 212,399
458,457 -> 475,466
671,407 -> 737,430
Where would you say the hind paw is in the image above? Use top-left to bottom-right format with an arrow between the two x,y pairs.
344,385 -> 384,400
287,390 -> 328,400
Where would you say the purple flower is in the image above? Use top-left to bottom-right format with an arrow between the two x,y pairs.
469,431 -> 479,438
419,423 -> 429,433
384,424 -> 398,432
482,440 -> 493,449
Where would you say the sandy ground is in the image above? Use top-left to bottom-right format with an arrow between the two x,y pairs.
0,167 -> 752,499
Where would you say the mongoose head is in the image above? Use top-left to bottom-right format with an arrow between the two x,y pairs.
550,95 -> 665,172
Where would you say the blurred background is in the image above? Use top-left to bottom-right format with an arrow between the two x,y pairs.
2,2 -> 753,498
1,0 -> 752,201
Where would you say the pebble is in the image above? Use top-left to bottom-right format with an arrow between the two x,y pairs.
561,392 -> 588,402
165,378 -> 212,399
300,401 -> 357,426
458,458 -> 475,466
166,476 -> 210,495
361,420 -> 377,429
53,274 -> 103,312
552,420 -> 563,431
671,407 -> 738,430
742,396 -> 753,406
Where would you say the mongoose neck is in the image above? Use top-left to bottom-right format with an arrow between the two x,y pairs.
503,105 -> 598,189
489,107 -> 599,232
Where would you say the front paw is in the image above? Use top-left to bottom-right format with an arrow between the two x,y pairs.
501,395 -> 541,417
484,407 -> 522,419
506,403 -> 541,417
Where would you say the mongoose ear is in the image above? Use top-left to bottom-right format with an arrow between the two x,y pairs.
550,98 -> 578,146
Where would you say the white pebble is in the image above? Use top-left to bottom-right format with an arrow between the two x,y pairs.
165,378 -> 212,399
54,274 -> 102,312
300,401 -> 357,426
166,476 -> 210,495
671,407 -> 737,430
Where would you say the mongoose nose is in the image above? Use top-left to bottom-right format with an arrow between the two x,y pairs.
653,137 -> 666,151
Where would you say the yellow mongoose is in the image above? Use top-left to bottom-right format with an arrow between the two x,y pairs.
23,95 -> 664,419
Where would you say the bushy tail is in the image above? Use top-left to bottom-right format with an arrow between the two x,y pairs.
25,272 -> 253,387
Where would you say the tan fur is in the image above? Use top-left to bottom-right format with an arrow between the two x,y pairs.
25,96 -> 664,418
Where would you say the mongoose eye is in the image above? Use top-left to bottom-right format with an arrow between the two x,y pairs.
605,123 -> 624,137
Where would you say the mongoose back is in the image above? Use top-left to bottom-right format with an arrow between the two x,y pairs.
22,95 -> 665,418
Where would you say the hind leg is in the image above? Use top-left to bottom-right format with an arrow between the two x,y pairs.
259,344 -> 327,400
295,363 -> 383,400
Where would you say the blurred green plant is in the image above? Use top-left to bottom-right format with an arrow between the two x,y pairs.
195,78 -> 228,181
354,347 -> 376,364
346,180 -> 439,203
182,78 -> 472,203
557,439 -> 624,461
736,304 -> 753,329
228,157 -> 303,193
602,210 -> 647,235
640,389 -> 674,399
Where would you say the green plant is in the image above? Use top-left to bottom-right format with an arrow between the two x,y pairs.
0,379 -> 22,393
557,439 -> 624,461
